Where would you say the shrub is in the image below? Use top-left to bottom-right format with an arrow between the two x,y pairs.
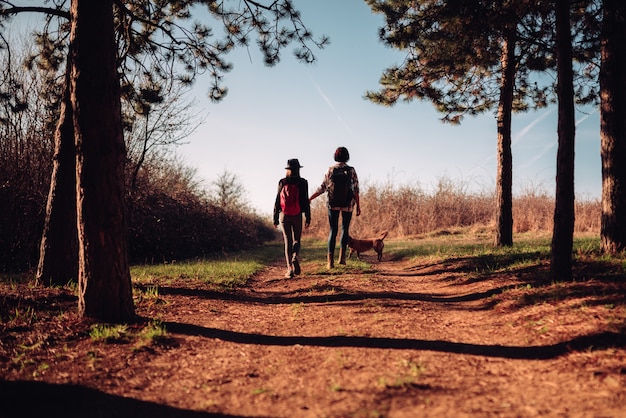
126,159 -> 275,263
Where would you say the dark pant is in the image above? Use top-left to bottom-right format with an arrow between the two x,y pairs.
327,209 -> 353,254
281,213 -> 302,267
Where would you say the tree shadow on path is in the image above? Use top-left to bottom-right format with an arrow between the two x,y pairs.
154,285 -> 516,306
165,321 -> 626,361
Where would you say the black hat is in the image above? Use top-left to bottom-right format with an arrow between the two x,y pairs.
285,159 -> 303,170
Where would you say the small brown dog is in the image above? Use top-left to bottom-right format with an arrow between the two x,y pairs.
347,231 -> 388,261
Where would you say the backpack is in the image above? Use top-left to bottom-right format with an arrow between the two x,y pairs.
328,166 -> 353,207
280,180 -> 301,216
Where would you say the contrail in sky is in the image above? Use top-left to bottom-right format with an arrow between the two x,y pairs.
512,108 -> 554,146
477,106 -> 594,173
517,108 -> 598,171
475,109 -> 554,170
312,81 -> 354,136
510,108 -> 554,171
517,141 -> 556,171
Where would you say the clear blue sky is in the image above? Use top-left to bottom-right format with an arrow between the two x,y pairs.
180,0 -> 601,214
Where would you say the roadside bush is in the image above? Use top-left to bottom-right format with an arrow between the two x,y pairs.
0,51 -> 56,272
0,165 -> 50,272
0,147 -> 275,271
127,188 -> 275,263
126,159 -> 275,263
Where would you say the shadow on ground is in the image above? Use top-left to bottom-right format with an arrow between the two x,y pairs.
0,380 -> 242,418
165,321 -> 626,361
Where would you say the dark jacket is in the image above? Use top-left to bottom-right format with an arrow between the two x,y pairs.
273,176 -> 311,225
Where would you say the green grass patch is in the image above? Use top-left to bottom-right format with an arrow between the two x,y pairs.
130,239 -> 377,291
131,243 -> 283,289
138,320 -> 167,341
89,324 -> 129,343
385,230 -> 610,266
86,320 -> 174,350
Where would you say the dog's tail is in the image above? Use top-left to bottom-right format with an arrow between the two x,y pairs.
379,231 -> 388,240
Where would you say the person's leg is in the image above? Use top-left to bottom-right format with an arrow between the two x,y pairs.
327,209 -> 339,268
338,210 -> 353,264
292,215 -> 303,275
281,215 -> 295,277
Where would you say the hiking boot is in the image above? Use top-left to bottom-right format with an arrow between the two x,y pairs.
292,255 -> 301,275
284,266 -> 294,278
339,248 -> 347,265
327,252 -> 334,269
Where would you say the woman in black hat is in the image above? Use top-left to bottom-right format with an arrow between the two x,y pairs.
273,159 -> 311,278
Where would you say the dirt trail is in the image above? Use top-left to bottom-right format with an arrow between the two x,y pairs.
2,254 -> 626,417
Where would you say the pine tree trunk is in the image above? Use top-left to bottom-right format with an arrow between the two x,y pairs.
70,0 -> 135,322
600,0 -> 626,254
494,31 -> 515,247
36,67 -> 78,287
550,0 -> 576,281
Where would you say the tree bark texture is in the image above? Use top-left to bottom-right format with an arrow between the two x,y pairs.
70,0 -> 135,321
600,0 -> 626,254
494,31 -> 515,247
550,0 -> 576,282
36,66 -> 78,287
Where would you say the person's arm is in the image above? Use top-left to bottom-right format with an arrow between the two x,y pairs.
352,167 -> 361,216
301,179 -> 311,227
309,168 -> 330,201
273,179 -> 283,226
309,188 -> 323,201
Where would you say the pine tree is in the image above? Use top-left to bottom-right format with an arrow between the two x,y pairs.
599,0 -> 626,254
365,0 -> 555,247
550,0 -> 576,281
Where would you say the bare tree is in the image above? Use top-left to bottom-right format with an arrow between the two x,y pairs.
212,169 -> 248,211
124,81 -> 205,194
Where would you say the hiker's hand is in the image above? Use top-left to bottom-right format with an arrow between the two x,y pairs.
356,206 -> 361,216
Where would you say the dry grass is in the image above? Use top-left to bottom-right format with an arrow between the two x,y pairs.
307,178 -> 600,240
